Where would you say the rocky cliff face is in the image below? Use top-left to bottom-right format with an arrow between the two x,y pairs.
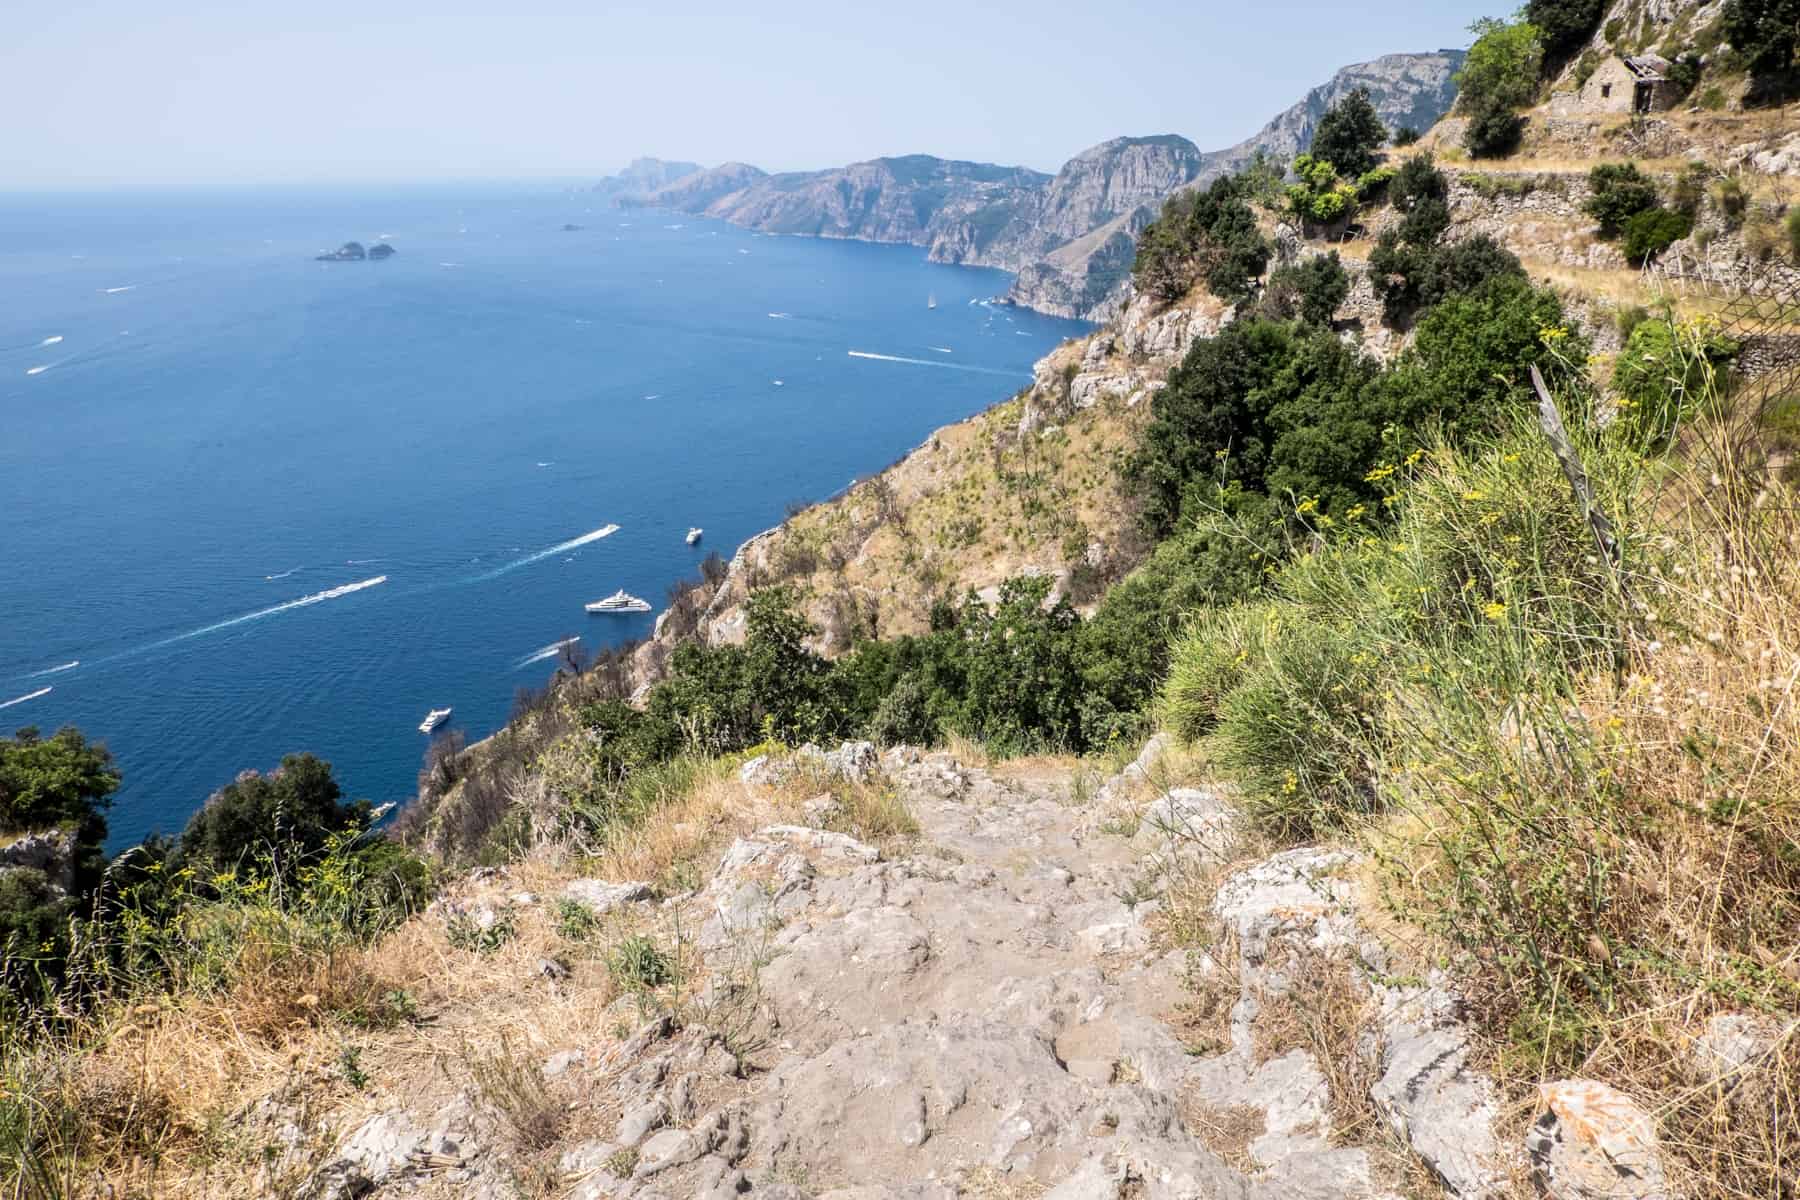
1006,51 -> 1468,318
651,155 -> 1052,247
592,157 -> 704,202
600,54 -> 1464,322
622,162 -> 771,213
927,136 -> 1209,271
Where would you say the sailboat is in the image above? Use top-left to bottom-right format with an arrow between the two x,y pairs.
927,293 -> 938,310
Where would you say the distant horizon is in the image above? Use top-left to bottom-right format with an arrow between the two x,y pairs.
0,47 -> 1467,198
5,1 -> 1494,188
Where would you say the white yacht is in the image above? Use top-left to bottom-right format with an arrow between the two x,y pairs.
586,589 -> 651,614
418,707 -> 452,734
686,527 -> 703,546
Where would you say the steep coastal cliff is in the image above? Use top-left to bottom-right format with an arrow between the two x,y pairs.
601,52 -> 1465,321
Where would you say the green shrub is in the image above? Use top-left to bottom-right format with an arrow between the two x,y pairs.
1389,154 -> 1448,212
1311,87 -> 1388,178
868,676 -> 938,747
1386,273 -> 1589,436
1699,85 -> 1727,110
1211,599 -> 1392,838
1080,493 -> 1280,733
1621,206 -> 1694,263
1669,162 -> 1711,217
1133,175 -> 1273,304
1464,98 -> 1528,159
1285,154 -> 1359,228
1257,252 -> 1350,327
1788,207 -> 1800,258
177,753 -> 372,884
1611,313 -> 1739,445
608,934 -> 672,989
1713,174 -> 1749,227
1392,126 -> 1422,147
1584,162 -> 1661,235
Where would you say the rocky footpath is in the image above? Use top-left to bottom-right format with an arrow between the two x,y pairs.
296,737 -> 1701,1200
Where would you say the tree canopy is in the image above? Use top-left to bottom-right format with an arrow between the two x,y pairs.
1310,88 -> 1388,178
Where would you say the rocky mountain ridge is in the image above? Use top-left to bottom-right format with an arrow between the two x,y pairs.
597,51 -> 1465,320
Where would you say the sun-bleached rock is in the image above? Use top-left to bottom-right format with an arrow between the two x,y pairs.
1528,1080 -> 1670,1200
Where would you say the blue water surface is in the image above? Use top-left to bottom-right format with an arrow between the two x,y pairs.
0,183 -> 1088,848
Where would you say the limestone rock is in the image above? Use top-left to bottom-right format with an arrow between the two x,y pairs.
1528,1080 -> 1670,1200
1369,982 -> 1505,1199
562,878 -> 654,914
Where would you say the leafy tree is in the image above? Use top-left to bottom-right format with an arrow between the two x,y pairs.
177,753 -> 371,881
1132,175 -> 1272,304
0,725 -> 119,888
1389,153 -> 1449,212
1311,88 -> 1388,178
1456,18 -> 1544,157
1393,126 -> 1423,147
944,577 -> 1086,752
1128,320 -> 1294,537
1369,152 -> 1525,325
1526,0 -> 1606,63
1723,0 -> 1800,77
1457,18 -> 1547,111
1584,162 -> 1661,236
1259,252 -> 1351,327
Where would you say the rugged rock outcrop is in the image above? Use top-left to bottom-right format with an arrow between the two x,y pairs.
592,157 -> 705,202
623,162 -> 771,214
608,52 -> 1463,321
1004,51 -> 1467,318
625,155 -> 1050,249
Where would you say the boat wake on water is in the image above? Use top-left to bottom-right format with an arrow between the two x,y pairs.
0,688 -> 52,711
29,661 -> 79,678
847,350 -> 1019,377
514,637 -> 580,669
463,525 -> 619,584
112,576 -> 390,662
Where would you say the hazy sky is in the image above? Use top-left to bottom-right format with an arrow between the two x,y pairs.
6,1 -> 1499,188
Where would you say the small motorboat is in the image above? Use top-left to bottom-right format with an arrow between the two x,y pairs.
419,707 -> 453,734
686,527 -> 703,546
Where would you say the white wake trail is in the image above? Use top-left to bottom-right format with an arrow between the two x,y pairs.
515,637 -> 581,669
143,576 -> 388,652
29,661 -> 78,678
466,525 -> 618,583
847,350 -> 1019,377
0,687 -> 51,710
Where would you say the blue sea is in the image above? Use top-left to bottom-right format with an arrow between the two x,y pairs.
0,184 -> 1087,849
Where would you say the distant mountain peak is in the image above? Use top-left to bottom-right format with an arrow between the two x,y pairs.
596,49 -> 1466,322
